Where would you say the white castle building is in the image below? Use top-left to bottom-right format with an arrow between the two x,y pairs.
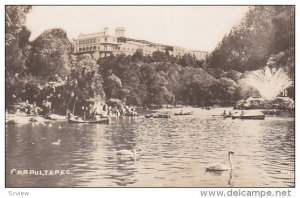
73,27 -> 208,60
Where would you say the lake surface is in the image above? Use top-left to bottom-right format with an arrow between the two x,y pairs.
5,108 -> 295,187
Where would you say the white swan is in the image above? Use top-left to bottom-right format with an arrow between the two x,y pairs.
206,151 -> 234,171
116,146 -> 142,161
51,139 -> 61,145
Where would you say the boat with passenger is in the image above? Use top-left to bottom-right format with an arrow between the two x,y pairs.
68,117 -> 109,124
145,113 -> 171,118
231,110 -> 265,120
174,110 -> 194,116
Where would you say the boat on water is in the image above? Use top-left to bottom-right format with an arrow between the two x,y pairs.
145,114 -> 153,118
145,114 -> 171,118
223,115 -> 232,119
231,111 -> 265,120
68,117 -> 109,124
232,114 -> 265,120
123,113 -> 139,116
174,111 -> 193,116
44,113 -> 67,121
154,114 -> 171,118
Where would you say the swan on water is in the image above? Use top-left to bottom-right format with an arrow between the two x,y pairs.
51,139 -> 61,145
116,146 -> 142,161
205,151 -> 234,171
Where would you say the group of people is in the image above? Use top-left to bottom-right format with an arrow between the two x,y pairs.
222,110 -> 244,117
25,99 -> 52,117
70,103 -> 138,121
23,98 -> 137,120
25,100 -> 38,116
222,110 -> 233,117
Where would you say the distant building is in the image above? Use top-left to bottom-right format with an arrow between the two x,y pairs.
73,27 -> 208,60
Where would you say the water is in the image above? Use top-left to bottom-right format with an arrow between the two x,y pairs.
5,108 -> 295,187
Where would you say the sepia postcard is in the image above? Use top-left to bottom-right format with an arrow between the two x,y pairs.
5,5 -> 295,189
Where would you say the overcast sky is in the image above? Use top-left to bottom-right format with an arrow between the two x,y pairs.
26,6 -> 249,52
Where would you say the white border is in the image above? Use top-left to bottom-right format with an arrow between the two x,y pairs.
1,1 -> 298,198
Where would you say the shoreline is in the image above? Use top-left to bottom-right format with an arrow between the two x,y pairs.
5,106 -> 294,125
5,112 -> 67,125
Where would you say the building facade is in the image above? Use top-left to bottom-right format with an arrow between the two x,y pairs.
73,27 -> 208,60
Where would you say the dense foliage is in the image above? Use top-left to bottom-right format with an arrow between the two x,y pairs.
97,53 -> 241,107
207,6 -> 294,75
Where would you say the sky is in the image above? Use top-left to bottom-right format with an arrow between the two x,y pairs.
26,6 -> 249,52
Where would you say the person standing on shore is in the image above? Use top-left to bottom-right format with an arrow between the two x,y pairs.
82,106 -> 86,120
25,100 -> 31,116
32,102 -> 38,116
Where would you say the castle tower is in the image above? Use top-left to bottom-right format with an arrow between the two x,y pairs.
115,27 -> 125,38
103,27 -> 109,36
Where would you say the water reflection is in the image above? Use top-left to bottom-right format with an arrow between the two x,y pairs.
6,109 -> 294,187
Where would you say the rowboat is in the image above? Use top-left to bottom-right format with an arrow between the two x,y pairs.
232,114 -> 265,120
231,111 -> 265,120
123,113 -> 139,116
44,114 -> 67,121
145,114 -> 153,118
174,112 -> 193,116
145,114 -> 171,118
223,115 -> 232,119
68,117 -> 109,124
154,114 -> 171,118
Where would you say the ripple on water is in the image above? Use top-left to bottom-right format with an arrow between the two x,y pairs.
5,108 -> 294,187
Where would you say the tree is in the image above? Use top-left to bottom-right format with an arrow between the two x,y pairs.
27,28 -> 72,78
207,6 -> 294,76
5,6 -> 32,74
152,51 -> 169,62
180,67 -> 218,106
217,77 -> 239,104
104,74 -> 123,99
5,6 -> 31,46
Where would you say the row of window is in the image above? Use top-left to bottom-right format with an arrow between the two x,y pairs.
78,37 -> 116,45
78,46 -> 97,52
78,45 -> 117,52
77,44 -> 160,53
78,38 -> 96,45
